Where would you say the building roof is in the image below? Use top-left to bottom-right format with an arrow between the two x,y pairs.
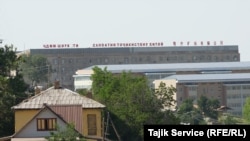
79,61 -> 250,74
159,73 -> 250,83
12,87 -> 105,109
49,105 -> 83,133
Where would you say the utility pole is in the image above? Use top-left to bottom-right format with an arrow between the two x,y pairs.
102,117 -> 105,141
106,112 -> 122,141
47,64 -> 50,88
109,114 -> 122,141
104,112 -> 110,140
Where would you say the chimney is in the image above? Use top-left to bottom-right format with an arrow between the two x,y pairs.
54,81 -> 60,89
35,86 -> 41,95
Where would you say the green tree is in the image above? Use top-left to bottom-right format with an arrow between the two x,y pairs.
19,54 -> 50,89
47,123 -> 86,141
197,95 -> 220,119
154,82 -> 176,109
243,97 -> 250,122
0,45 -> 28,137
177,99 -> 204,124
91,66 -> 179,141
91,66 -> 114,103
218,113 -> 239,125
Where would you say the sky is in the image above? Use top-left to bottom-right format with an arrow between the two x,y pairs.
0,0 -> 250,61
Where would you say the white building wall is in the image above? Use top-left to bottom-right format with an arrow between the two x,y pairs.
74,75 -> 92,91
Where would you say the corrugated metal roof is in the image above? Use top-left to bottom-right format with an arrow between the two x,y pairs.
49,105 -> 83,133
160,73 -> 250,83
82,61 -> 250,74
12,87 -> 105,109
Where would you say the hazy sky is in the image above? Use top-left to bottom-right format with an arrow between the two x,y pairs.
1,0 -> 250,61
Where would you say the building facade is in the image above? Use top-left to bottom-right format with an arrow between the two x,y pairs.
19,45 -> 240,90
153,73 -> 250,117
73,61 -> 250,91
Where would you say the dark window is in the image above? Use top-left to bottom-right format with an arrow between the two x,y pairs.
37,118 -> 57,131
87,114 -> 97,135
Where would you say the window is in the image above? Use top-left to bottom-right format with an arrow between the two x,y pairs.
87,114 -> 97,135
105,58 -> 109,63
193,56 -> 197,61
37,118 -> 56,131
124,57 -> 129,64
54,59 -> 57,65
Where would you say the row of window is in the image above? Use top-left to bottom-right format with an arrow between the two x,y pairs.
74,76 -> 91,81
226,85 -> 250,90
227,94 -> 250,99
180,86 -> 250,92
52,55 -> 239,65
228,111 -> 242,116
36,114 -> 97,135
227,103 -> 242,108
178,87 -> 217,92
37,118 -> 56,131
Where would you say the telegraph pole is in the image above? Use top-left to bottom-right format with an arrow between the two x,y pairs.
47,64 -> 50,88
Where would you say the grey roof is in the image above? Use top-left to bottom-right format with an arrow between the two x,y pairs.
83,61 -> 250,73
160,73 -> 250,83
12,87 -> 105,109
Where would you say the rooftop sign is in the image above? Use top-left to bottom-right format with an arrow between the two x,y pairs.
173,41 -> 224,46
43,43 -> 79,48
92,41 -> 224,47
42,41 -> 224,48
92,42 -> 164,47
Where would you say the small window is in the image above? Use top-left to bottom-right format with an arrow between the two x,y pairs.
105,58 -> 109,63
37,118 -> 57,131
87,114 -> 97,135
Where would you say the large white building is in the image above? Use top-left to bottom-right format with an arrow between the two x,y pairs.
73,61 -> 250,117
73,61 -> 250,90
18,45 -> 240,90
153,73 -> 250,117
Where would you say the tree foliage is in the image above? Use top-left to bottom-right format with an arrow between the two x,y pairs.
197,95 -> 220,119
154,82 -> 176,109
19,54 -> 50,87
177,99 -> 205,124
90,66 -> 179,141
47,123 -> 86,141
0,45 -> 28,137
243,97 -> 250,122
218,113 -> 239,125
